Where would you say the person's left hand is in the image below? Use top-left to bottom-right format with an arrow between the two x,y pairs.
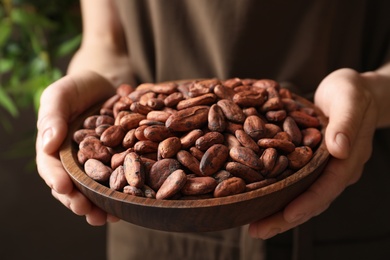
248,68 -> 379,239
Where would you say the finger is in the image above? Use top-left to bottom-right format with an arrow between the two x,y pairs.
85,206 -> 109,226
314,69 -> 373,159
52,188 -> 93,216
249,141 -> 367,239
36,137 -> 74,194
107,214 -> 120,223
37,71 -> 115,154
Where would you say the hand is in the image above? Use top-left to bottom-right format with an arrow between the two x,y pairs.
248,68 -> 379,239
36,71 -> 119,225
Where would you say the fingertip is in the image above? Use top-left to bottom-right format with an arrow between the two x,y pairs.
40,117 -> 69,154
86,207 -> 108,226
325,129 -> 351,159
107,214 -> 120,223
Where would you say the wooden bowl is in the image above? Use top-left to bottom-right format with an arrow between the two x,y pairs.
60,93 -> 329,233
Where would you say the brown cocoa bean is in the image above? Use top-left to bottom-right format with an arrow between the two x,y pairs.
235,129 -> 260,154
164,92 -> 184,107
223,77 -> 242,88
130,102 -> 153,115
213,84 -> 235,100
119,113 -> 146,131
79,138 -> 111,164
73,129 -> 98,144
283,116 -> 302,145
143,125 -> 173,142
264,123 -> 282,138
189,147 -> 204,161
225,121 -> 243,135
134,125 -> 148,141
123,152 -> 145,188
95,124 -> 111,136
176,93 -> 217,110
109,165 -> 127,191
111,148 -> 133,170
289,110 -> 320,128
180,129 -> 204,149
224,133 -> 242,149
212,170 -> 232,183
232,89 -> 267,107
301,127 -> 322,148
261,97 -> 283,112
266,110 -> 287,122
214,177 -> 246,197
195,131 -> 224,151
243,115 -> 266,140
84,158 -> 112,182
180,177 -> 217,196
229,146 -> 263,170
147,158 -> 181,190
260,148 -> 278,173
252,79 -> 279,90
147,98 -> 165,110
287,146 -> 313,170
151,82 -> 177,95
123,185 -> 144,196
257,138 -> 295,153
158,137 -> 182,159
266,155 -> 289,178
122,129 -> 137,148
100,125 -> 126,147
208,104 -> 227,132
176,150 -> 202,176
217,99 -> 246,123
142,185 -> 157,198
242,107 -> 260,117
137,92 -> 155,106
156,169 -> 187,200
165,106 -> 209,132
273,131 -> 292,142
225,162 -> 264,183
134,140 -> 159,154
146,110 -> 171,122
200,144 -> 229,176
83,115 -> 99,129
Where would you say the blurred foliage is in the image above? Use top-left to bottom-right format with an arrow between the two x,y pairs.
0,0 -> 81,132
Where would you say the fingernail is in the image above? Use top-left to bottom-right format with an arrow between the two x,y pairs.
288,213 -> 306,223
42,128 -> 53,148
263,228 -> 281,240
335,132 -> 350,151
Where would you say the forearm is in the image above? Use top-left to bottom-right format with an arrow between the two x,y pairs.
67,0 -> 134,87
362,61 -> 390,128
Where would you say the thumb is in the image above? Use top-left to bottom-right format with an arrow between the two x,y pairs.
314,69 -> 372,159
37,71 -> 116,154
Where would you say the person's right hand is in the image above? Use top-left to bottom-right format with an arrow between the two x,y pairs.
36,71 -> 118,225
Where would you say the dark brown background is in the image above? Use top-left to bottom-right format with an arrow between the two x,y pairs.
0,108 -> 106,260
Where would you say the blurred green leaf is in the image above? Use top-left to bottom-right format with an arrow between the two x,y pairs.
0,0 -> 81,162
55,34 -> 81,58
0,59 -> 14,73
0,19 -> 12,47
0,86 -> 19,117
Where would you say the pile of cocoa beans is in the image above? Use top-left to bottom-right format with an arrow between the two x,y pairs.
73,78 -> 323,200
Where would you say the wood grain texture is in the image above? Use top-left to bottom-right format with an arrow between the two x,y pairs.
59,91 -> 329,232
